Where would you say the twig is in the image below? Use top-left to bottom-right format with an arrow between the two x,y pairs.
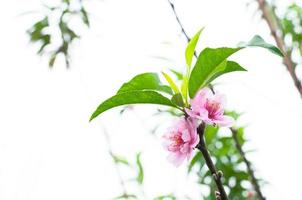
257,0 -> 302,97
231,128 -> 266,200
167,0 -> 197,58
196,123 -> 228,200
102,126 -> 129,197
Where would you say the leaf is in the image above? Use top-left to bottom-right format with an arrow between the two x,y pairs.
118,73 -> 172,95
111,154 -> 129,166
114,194 -> 138,200
238,35 -> 284,57
136,153 -> 144,185
181,75 -> 189,104
162,72 -> 179,94
204,125 -> 219,144
225,110 -> 242,120
185,28 -> 204,67
169,69 -> 183,80
90,91 -> 176,121
205,61 -> 247,85
188,35 -> 283,98
188,152 -> 202,173
153,194 -> 176,200
171,93 -> 184,107
80,7 -> 90,27
49,54 -> 57,68
189,47 -> 236,98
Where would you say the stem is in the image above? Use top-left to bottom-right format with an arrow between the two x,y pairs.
196,123 -> 229,200
256,0 -> 302,97
102,126 -> 128,197
231,128 -> 266,200
167,0 -> 197,58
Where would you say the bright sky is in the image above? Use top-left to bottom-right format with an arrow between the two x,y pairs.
1,0 -> 302,199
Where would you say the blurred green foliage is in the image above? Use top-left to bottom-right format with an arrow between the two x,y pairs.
281,3 -> 302,58
27,0 -> 89,68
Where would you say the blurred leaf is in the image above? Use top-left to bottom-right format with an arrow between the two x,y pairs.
136,153 -> 144,185
169,69 -> 183,80
90,91 -> 176,121
118,73 -> 172,95
49,54 -> 57,68
204,125 -> 219,144
80,7 -> 90,27
188,151 -> 202,173
113,194 -> 138,200
153,194 -> 176,200
27,1 -> 90,68
111,154 -> 129,166
225,110 -> 242,120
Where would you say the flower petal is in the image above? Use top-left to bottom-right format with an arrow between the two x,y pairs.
214,115 -> 235,127
167,153 -> 186,167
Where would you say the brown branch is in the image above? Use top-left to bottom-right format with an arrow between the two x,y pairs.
257,0 -> 302,97
167,0 -> 197,58
231,128 -> 266,200
196,123 -> 228,200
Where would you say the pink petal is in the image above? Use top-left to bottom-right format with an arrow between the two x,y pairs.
190,87 -> 213,112
212,93 -> 227,108
180,143 -> 190,154
167,153 -> 186,167
181,129 -> 191,142
214,115 -> 235,127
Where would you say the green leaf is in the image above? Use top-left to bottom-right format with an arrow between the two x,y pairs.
188,35 -> 282,98
169,69 -> 183,80
189,47 -> 237,98
171,93 -> 184,107
118,73 -> 172,95
188,152 -> 202,173
204,124 -> 219,144
205,61 -> 247,85
136,153 -> 144,185
153,194 -> 176,200
90,91 -> 176,121
80,7 -> 90,27
162,72 -> 179,94
185,28 -> 204,67
49,54 -> 57,68
114,194 -> 138,200
238,35 -> 284,57
111,154 -> 129,166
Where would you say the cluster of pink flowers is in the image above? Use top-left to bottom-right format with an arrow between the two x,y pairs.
163,87 -> 234,167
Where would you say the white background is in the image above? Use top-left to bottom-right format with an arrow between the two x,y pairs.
0,0 -> 302,199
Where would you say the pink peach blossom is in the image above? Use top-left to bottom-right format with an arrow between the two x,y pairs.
162,118 -> 199,167
186,87 -> 234,127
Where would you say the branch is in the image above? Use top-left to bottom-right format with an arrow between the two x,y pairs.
257,0 -> 302,97
196,123 -> 228,200
231,128 -> 266,200
167,0 -> 197,58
